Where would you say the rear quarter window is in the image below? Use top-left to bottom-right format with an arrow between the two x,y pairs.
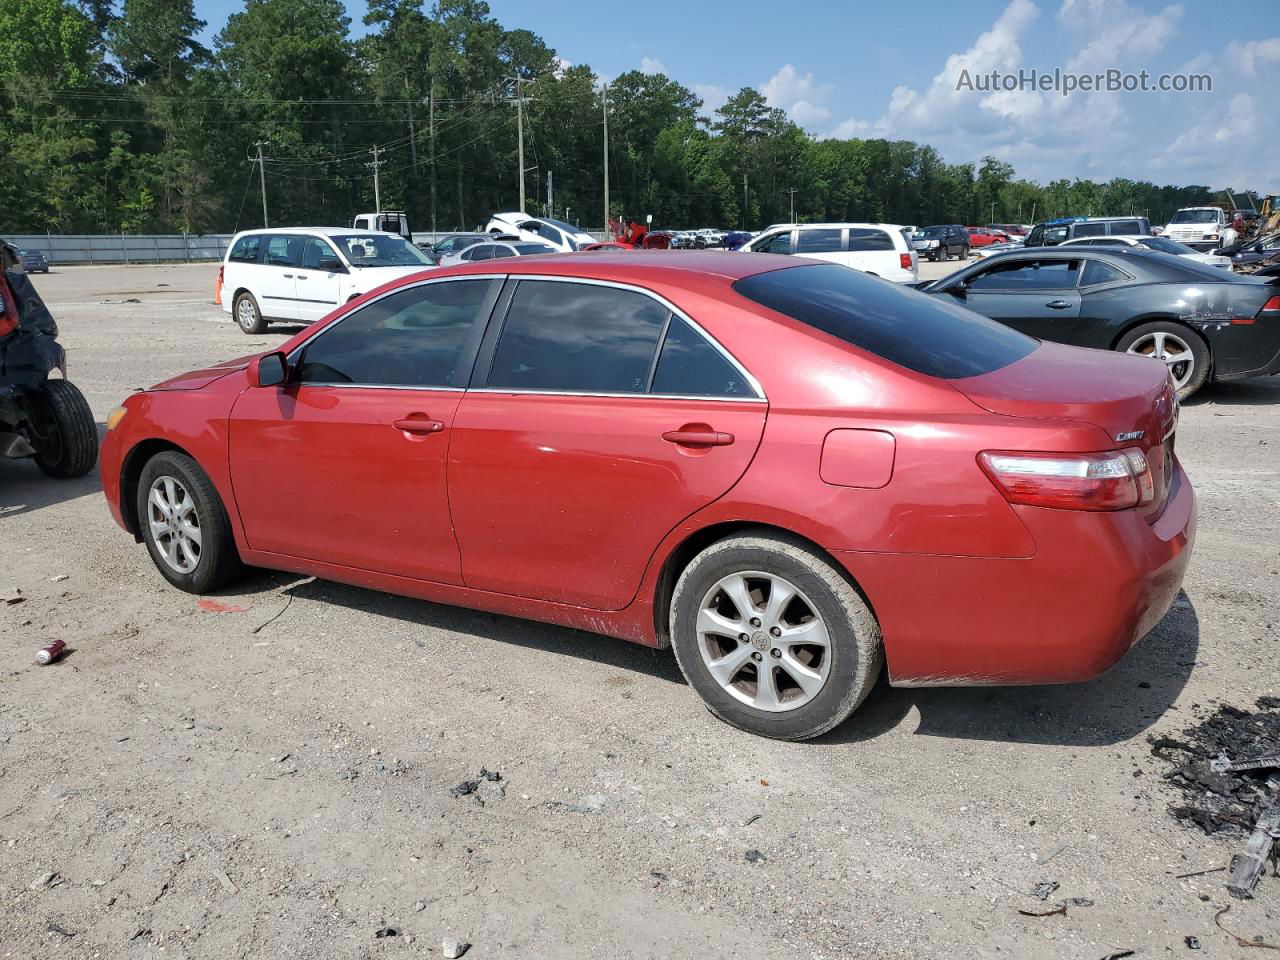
733,263 -> 1036,380
228,235 -> 262,263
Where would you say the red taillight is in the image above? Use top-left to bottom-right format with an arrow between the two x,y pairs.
900,252 -> 912,270
978,448 -> 1154,511
1262,295 -> 1280,313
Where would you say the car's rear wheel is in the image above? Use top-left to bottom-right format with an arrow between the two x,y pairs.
234,291 -> 267,335
137,451 -> 243,593
1116,321 -> 1209,399
670,533 -> 883,740
30,379 -> 98,479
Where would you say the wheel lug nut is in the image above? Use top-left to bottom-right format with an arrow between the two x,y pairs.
751,652 -> 762,662
770,648 -> 781,659
739,633 -> 749,642
749,617 -> 761,628
769,627 -> 781,637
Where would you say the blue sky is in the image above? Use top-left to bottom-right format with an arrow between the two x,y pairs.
194,0 -> 1279,192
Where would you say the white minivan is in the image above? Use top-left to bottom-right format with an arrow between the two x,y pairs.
220,227 -> 436,334
739,222 -> 918,283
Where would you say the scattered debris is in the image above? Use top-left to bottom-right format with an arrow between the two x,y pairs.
442,937 -> 470,958
1100,951 -> 1135,960
744,849 -> 766,864
196,598 -> 250,613
250,593 -> 293,634
50,574 -> 68,582
46,923 -> 75,938
649,870 -> 669,882
214,869 -> 237,894
1212,754 -> 1280,775
742,814 -> 762,827
544,794 -> 606,814
35,640 -> 67,665
1030,880 -> 1059,901
1036,843 -> 1068,865
1213,905 -> 1280,951
414,900 -> 426,912
479,768 -> 501,782
129,928 -> 152,941
1018,903 -> 1067,918
5,595 -> 26,605
1175,866 -> 1225,879
1185,935 -> 1201,950
451,780 -> 479,798
374,926 -> 399,938
29,871 -> 61,890
1227,780 -> 1280,900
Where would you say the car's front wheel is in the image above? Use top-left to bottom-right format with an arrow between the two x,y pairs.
234,291 -> 267,335
30,379 -> 98,478
670,532 -> 883,740
137,451 -> 243,593
1116,321 -> 1209,399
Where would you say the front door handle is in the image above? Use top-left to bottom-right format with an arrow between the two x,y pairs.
282,273 -> 293,279
662,428 -> 734,447
297,274 -> 308,280
393,416 -> 445,435
1045,299 -> 1071,309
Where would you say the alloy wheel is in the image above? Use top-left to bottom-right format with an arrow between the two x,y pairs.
1126,330 -> 1195,390
147,475 -> 202,574
236,298 -> 256,331
696,571 -> 831,712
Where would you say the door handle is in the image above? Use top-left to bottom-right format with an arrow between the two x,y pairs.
393,417 -> 445,435
282,273 -> 293,278
662,428 -> 734,447
1045,299 -> 1071,309
297,274 -> 308,280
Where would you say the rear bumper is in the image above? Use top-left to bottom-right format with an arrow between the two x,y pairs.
838,461 -> 1196,686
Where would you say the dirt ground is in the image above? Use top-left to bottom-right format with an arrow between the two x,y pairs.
2,261 -> 1278,959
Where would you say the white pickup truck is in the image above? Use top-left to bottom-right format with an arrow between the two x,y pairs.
1161,207 -> 1230,251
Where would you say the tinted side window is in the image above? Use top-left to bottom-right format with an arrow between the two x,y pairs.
297,280 -> 492,387
734,263 -> 1035,380
1026,225 -> 1044,246
265,235 -> 301,267
967,259 -> 1080,290
795,228 -> 842,253
1108,220 -> 1142,235
756,232 -> 793,254
490,246 -> 516,259
466,245 -> 494,261
487,281 -> 668,393
651,316 -> 755,398
229,235 -> 262,263
847,229 -> 895,251
1070,222 -> 1107,238
301,237 -> 340,270
1080,259 -> 1126,286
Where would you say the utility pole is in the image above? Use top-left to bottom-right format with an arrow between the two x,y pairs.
253,140 -> 269,228
602,82 -> 609,231
407,97 -> 418,226
428,77 -> 437,235
786,186 -> 798,224
509,77 -> 534,213
990,201 -> 995,225
742,174 -> 748,229
1030,201 -> 1036,225
547,170 -> 554,217
367,145 -> 385,213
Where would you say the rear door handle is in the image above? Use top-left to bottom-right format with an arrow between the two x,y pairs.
282,273 -> 293,278
662,429 -> 734,447
1045,299 -> 1071,309
393,417 -> 445,435
297,274 -> 308,280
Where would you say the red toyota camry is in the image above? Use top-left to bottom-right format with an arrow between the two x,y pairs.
100,252 -> 1194,740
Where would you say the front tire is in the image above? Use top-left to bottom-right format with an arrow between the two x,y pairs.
670,533 -> 883,741
137,452 -> 243,593
234,291 -> 267,335
31,379 -> 98,479
1116,321 -> 1209,400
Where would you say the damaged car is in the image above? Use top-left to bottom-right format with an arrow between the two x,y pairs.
919,246 -> 1280,399
0,240 -> 97,477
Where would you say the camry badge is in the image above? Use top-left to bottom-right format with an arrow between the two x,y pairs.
1116,430 -> 1144,442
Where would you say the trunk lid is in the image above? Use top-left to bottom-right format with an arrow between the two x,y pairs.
952,341 -> 1178,520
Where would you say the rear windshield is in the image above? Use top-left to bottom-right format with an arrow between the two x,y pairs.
733,263 -> 1036,380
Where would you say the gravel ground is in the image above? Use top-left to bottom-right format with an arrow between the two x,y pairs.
1,261 -> 1278,959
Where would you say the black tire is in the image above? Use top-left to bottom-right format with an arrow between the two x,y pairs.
928,251 -> 939,262
1115,321 -> 1210,400
31,379 -> 98,479
233,291 -> 267,335
136,451 -> 243,593
669,532 -> 883,741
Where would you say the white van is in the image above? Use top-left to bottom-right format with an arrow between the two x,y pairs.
739,222 -> 918,283
220,227 -> 436,334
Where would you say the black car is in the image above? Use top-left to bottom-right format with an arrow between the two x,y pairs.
919,247 -> 1280,399
427,233 -> 489,259
0,240 -> 97,477
912,225 -> 969,261
1217,232 -> 1280,271
17,248 -> 49,273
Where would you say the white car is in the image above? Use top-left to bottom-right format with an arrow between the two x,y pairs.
484,213 -> 596,252
739,222 -> 918,283
1060,234 -> 1233,269
437,239 -> 559,266
220,228 -> 436,334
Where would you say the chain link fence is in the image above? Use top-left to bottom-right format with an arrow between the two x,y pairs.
5,234 -> 233,265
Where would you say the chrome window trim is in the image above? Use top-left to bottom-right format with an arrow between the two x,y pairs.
468,387 -> 765,404
486,273 -> 767,401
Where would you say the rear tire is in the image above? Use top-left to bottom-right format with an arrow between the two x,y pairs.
136,451 -> 243,593
1116,321 -> 1209,400
31,379 -> 98,479
234,291 -> 267,335
670,532 -> 883,741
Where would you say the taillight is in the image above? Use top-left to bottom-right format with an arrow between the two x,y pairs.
900,252 -> 913,270
978,448 -> 1155,511
1262,295 -> 1280,313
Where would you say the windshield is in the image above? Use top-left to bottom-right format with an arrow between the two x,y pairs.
332,234 -> 434,267
1170,209 -> 1220,224
540,217 -> 585,235
513,243 -> 558,255
919,227 -> 945,236
1138,237 -> 1195,255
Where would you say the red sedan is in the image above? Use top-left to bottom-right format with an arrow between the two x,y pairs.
100,252 -> 1194,740
966,227 -> 1010,247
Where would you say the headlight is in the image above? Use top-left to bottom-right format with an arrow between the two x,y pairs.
106,405 -> 128,430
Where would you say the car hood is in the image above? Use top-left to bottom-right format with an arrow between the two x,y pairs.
149,353 -> 258,391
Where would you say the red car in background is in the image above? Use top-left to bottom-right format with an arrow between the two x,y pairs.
99,252 -> 1194,740
966,226 -> 1011,247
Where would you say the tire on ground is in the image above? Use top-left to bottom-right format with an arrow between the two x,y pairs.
136,451 -> 244,593
32,378 -> 98,479
669,531 -> 883,741
234,291 -> 267,335
1115,320 -> 1210,400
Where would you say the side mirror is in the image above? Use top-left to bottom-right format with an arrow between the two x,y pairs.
318,257 -> 345,272
947,280 -> 967,296
251,351 -> 288,388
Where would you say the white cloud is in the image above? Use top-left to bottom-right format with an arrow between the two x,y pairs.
553,56 -> 571,79
760,64 -> 833,128
692,83 -> 731,115
1227,36 -> 1280,76
639,56 -> 667,75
